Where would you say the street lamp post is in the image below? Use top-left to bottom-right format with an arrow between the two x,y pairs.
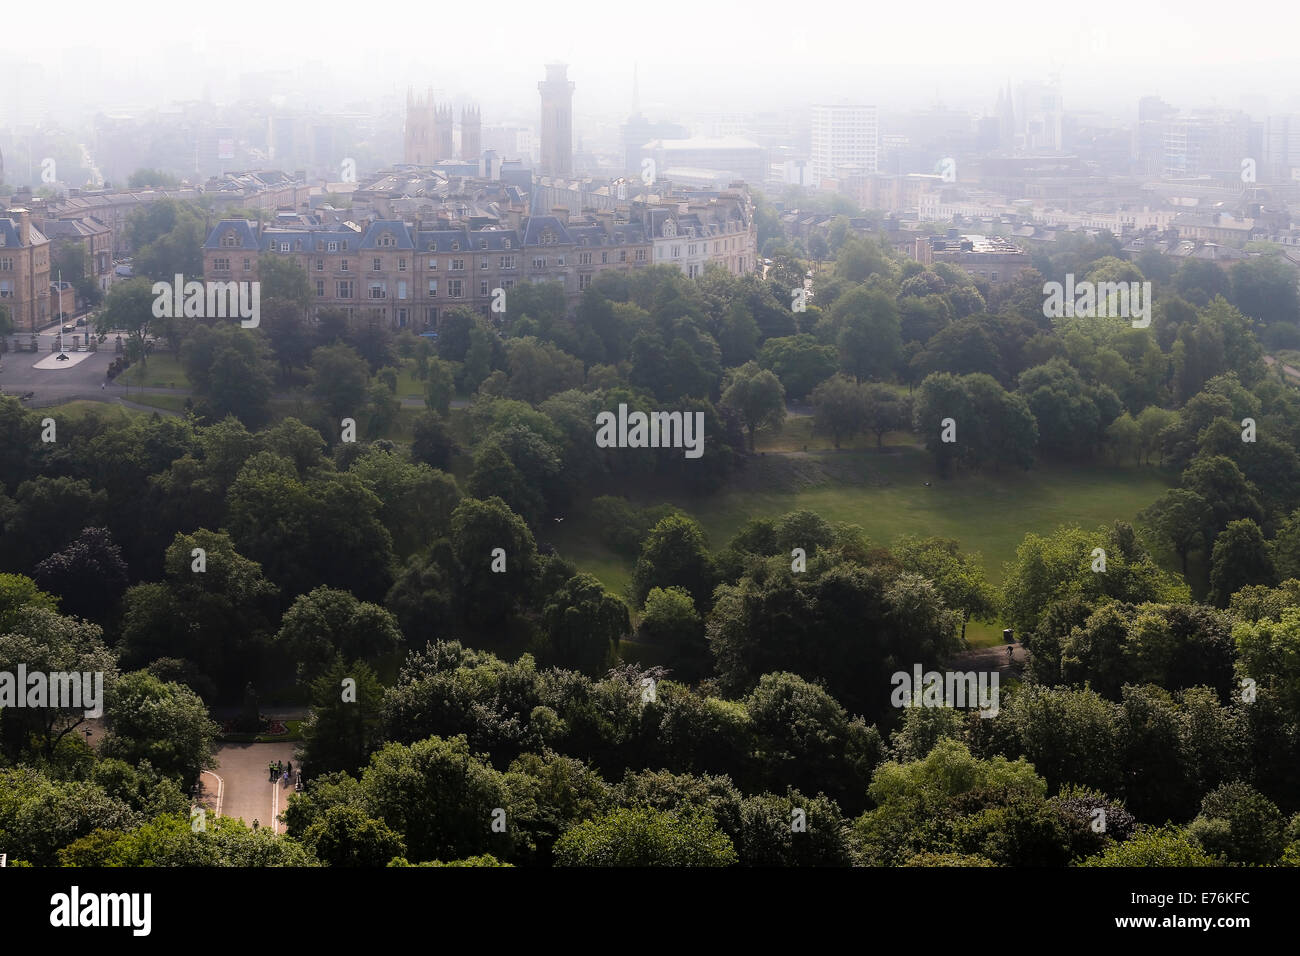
57,271 -> 65,354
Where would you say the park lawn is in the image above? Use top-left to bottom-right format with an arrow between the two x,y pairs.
553,447 -> 1174,605
126,393 -> 189,414
546,520 -> 635,602
42,400 -> 148,425
670,449 -> 1175,586
393,359 -> 427,400
964,618 -> 1006,650
116,353 -> 192,389
376,405 -> 425,443
754,411 -> 911,453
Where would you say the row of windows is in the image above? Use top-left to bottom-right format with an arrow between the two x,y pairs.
216,247 -> 675,279
308,258 -> 754,304
301,255 -> 533,273
233,227 -> 751,258
304,257 -> 747,309
226,229 -> 745,271
312,277 -> 526,300
218,240 -> 714,279
225,233 -> 525,255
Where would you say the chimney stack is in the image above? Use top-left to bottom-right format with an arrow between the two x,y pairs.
8,208 -> 31,245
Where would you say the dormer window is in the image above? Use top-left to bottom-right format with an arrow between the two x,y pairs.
541,228 -> 556,245
428,241 -> 437,251
503,239 -> 511,249
479,239 -> 487,249
221,232 -> 241,247
451,240 -> 460,251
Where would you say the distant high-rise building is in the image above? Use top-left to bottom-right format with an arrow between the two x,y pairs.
1016,77 -> 1063,152
461,106 -> 481,163
1136,98 -> 1249,179
538,63 -> 575,178
1136,95 -> 1178,174
1264,114 -> 1300,180
1162,109 -> 1250,178
996,82 -> 1016,150
810,104 -> 878,186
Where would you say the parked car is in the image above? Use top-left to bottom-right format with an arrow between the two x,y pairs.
75,317 -> 87,327
61,324 -> 75,334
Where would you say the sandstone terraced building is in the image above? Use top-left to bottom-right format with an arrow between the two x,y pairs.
0,209 -> 52,332
202,188 -> 756,329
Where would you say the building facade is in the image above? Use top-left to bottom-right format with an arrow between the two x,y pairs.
0,208 -> 52,332
461,107 -> 481,165
914,233 -> 1029,285
405,89 -> 456,166
646,137 -> 767,186
202,191 -> 756,329
42,215 -> 114,298
810,105 -> 878,187
538,64 -> 575,178
25,172 -> 310,259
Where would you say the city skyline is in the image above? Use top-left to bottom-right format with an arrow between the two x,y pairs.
6,0 -> 1300,125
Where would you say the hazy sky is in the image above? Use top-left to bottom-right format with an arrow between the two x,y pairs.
6,0 -> 1300,122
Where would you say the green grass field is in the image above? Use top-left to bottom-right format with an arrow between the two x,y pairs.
753,412 -> 912,453
676,449 -> 1173,585
116,353 -> 191,389
393,359 -> 427,400
125,393 -> 189,414
39,400 -> 148,425
552,444 -> 1175,647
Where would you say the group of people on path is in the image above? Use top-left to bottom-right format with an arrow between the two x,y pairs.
268,759 -> 293,785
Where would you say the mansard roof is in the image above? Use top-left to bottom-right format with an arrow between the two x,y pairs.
359,220 -> 416,250
203,219 -> 260,251
521,215 -> 573,246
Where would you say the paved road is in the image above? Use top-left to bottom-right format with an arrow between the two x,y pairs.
0,331 -> 114,402
1264,354 -> 1300,381
947,641 -> 1027,680
202,741 -> 301,834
